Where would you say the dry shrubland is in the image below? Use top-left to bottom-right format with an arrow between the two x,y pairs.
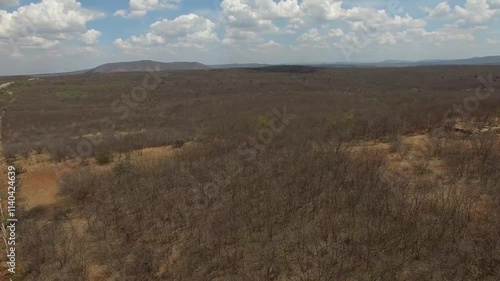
5,66 -> 500,280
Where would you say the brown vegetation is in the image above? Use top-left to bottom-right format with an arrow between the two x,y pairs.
2,66 -> 500,280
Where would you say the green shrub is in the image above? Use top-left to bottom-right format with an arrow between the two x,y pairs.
95,153 -> 113,165
257,116 -> 271,130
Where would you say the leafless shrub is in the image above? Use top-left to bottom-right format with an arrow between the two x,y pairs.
427,129 -> 448,157
12,67 -> 500,280
173,139 -> 186,148
410,158 -> 430,175
46,134 -> 499,279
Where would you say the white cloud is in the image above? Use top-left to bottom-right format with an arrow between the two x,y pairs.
115,14 -> 218,50
259,40 -> 280,48
298,28 -> 322,43
220,0 -> 304,43
329,28 -> 344,37
18,36 -> 59,49
302,1 -> 426,30
284,17 -> 305,33
221,0 -> 301,21
300,0 -> 343,21
220,0 -> 426,46
455,0 -> 497,25
297,27 -> 348,50
0,0 -> 103,37
222,29 -> 263,45
2,0 -> 500,75
81,29 -> 102,45
114,0 -> 181,19
293,1 -> 426,57
297,28 -> 331,49
0,0 -> 103,52
220,0 -> 279,32
398,26 -> 476,44
426,0 -> 500,27
426,2 -> 452,19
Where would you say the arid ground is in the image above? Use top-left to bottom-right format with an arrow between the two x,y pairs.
1,66 -> 500,280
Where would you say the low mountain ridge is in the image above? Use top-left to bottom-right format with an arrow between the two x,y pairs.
325,56 -> 500,67
25,56 -> 500,77
90,60 -> 210,73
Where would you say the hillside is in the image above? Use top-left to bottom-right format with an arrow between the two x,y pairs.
18,56 -> 500,78
90,60 -> 210,73
325,56 -> 500,67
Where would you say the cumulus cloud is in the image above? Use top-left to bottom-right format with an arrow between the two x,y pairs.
0,0 -> 103,37
298,28 -> 324,43
221,0 -> 301,21
18,36 -> 59,49
220,0 -> 305,43
222,29 -> 263,45
115,14 -> 218,51
81,29 -> 102,45
220,0 -> 425,46
0,0 -> 104,53
403,27 -> 475,44
108,0 -> 485,62
0,0 -> 103,39
220,0 -> 279,32
259,40 -> 280,48
455,0 -> 497,26
114,0 -> 181,19
300,0 -> 343,21
3,0 -> 500,75
217,0 -> 486,54
426,0 -> 500,27
426,2 -> 452,19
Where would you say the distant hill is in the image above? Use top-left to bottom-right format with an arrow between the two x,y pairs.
90,60 -> 210,73
26,56 -> 500,77
212,63 -> 270,69
322,56 -> 500,67
34,69 -> 90,77
420,56 -> 500,66
252,65 -> 323,73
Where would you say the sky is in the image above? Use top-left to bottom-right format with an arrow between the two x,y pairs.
0,0 -> 499,75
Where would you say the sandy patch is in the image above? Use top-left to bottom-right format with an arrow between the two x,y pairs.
20,166 -> 60,209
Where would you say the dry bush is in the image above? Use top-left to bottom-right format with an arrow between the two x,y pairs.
40,134 -> 499,280
4,66 -> 500,161
440,133 -> 500,189
11,66 -> 500,280
95,153 -> 113,165
19,209 -> 91,281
